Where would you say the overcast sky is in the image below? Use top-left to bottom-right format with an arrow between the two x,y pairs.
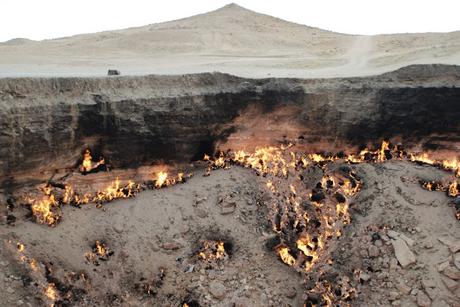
1,0 -> 459,42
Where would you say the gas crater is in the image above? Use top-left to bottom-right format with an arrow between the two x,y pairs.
0,64 -> 459,307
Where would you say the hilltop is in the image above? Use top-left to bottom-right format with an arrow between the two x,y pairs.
0,3 -> 459,78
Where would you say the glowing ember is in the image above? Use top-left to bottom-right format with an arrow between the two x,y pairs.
23,139 -> 459,232
409,153 -> 460,177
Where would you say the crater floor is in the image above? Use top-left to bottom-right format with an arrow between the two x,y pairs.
1,160 -> 459,306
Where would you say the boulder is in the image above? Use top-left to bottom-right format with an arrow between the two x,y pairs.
161,241 -> 182,250
209,281 -> 227,299
391,237 -> 416,268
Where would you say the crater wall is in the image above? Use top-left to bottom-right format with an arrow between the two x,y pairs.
1,64 -> 459,188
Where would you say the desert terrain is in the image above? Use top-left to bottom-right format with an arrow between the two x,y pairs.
0,3 -> 459,78
0,3 -> 459,307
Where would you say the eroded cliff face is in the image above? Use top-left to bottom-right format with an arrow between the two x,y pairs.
0,65 -> 459,188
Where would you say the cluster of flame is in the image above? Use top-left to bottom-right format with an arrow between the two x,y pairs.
198,240 -> 228,262
409,152 -> 459,219
27,169 -> 190,227
84,240 -> 113,265
7,239 -> 93,307
422,180 -> 458,195
13,141 -> 460,305
27,178 -> 140,227
26,143 -> 459,229
7,240 -> 59,306
205,145 -> 361,271
79,149 -> 105,173
421,180 -> 459,220
202,140 -> 459,305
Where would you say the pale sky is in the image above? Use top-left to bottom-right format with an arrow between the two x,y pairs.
1,0 -> 459,42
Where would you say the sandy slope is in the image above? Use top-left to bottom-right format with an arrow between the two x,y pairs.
0,3 -> 459,78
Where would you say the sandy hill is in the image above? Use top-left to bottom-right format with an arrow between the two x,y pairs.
0,3 -> 459,78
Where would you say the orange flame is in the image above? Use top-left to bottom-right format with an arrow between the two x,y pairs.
31,193 -> 59,226
296,235 -> 319,270
377,140 -> 390,162
409,153 -> 436,165
80,149 -> 105,173
276,246 -> 296,266
198,240 -> 227,261
95,240 -> 107,256
45,283 -> 57,302
448,181 -> 458,197
155,171 -> 168,188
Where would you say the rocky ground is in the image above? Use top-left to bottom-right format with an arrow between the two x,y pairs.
0,167 -> 305,307
0,158 -> 459,306
335,162 -> 460,307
